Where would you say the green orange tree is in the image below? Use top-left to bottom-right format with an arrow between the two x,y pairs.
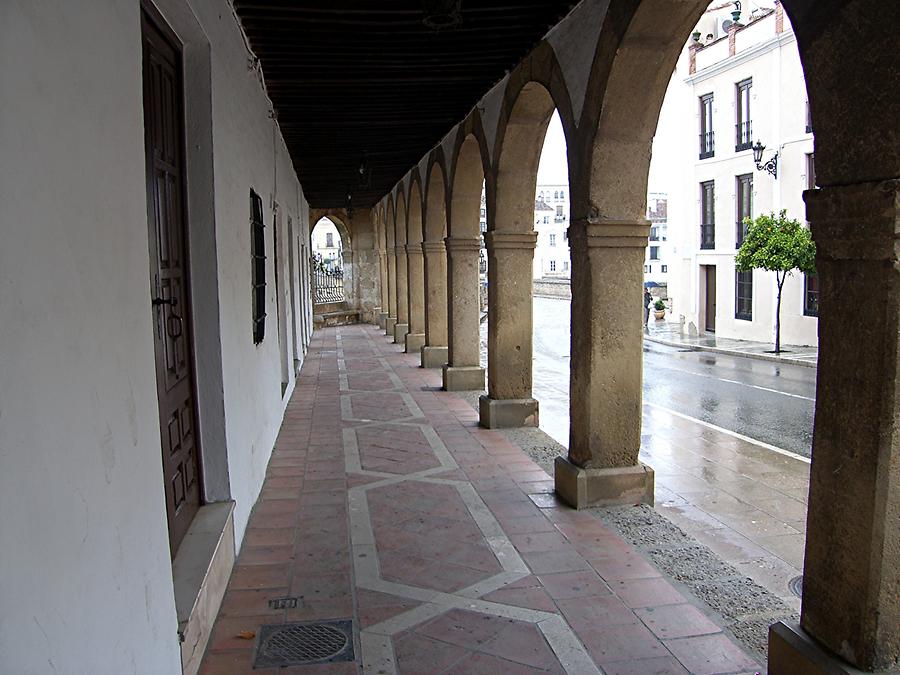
735,210 -> 816,353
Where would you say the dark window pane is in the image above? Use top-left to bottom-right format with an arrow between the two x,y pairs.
804,273 -> 819,316
700,181 -> 715,249
735,269 -> 753,320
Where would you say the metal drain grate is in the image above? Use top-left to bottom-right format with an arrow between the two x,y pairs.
788,575 -> 803,598
253,620 -> 354,668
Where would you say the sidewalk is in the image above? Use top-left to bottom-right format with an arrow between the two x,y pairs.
644,320 -> 818,368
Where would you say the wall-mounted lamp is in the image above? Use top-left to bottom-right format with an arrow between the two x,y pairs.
731,1 -> 742,23
423,0 -> 462,30
752,140 -> 778,178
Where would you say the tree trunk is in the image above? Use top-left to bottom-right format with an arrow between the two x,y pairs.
775,273 -> 785,353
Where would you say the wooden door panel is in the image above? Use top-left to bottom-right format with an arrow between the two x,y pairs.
142,9 -> 201,556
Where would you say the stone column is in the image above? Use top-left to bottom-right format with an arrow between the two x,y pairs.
393,245 -> 408,343
443,237 -> 485,390
768,180 -> 899,674
554,220 -> 654,509
405,244 -> 426,353
377,248 -> 389,329
479,231 -> 539,428
421,241 -> 449,368
384,249 -> 397,337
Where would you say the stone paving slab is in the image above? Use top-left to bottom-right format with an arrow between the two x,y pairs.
199,324 -> 761,674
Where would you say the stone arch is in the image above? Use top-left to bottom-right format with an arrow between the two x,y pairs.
406,172 -> 425,246
449,133 -> 487,240
424,161 -> 447,243
394,188 -> 407,246
309,209 -> 352,249
404,173 -> 427,348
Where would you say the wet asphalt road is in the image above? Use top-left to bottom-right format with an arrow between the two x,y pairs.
486,297 -> 817,458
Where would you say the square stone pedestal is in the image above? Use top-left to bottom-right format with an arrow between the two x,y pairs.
378,312 -> 389,330
385,317 -> 396,336
443,365 -> 485,391
405,332 -> 425,354
393,322 -> 408,344
420,345 -> 448,369
479,395 -> 538,428
554,457 -> 654,509
768,621 -> 877,675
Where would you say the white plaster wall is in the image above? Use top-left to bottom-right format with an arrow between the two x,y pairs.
0,2 -> 182,672
187,0 -> 308,545
0,1 -> 312,671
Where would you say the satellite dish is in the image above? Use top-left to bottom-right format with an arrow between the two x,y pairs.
721,18 -> 734,34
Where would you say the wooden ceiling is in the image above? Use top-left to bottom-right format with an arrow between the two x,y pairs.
233,1 -> 579,208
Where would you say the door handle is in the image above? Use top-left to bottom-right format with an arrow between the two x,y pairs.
152,296 -> 178,307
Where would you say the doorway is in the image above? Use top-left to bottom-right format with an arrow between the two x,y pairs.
142,9 -> 202,556
702,264 -> 717,333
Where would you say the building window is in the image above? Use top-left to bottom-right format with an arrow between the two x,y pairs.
563,260 -> 569,272
326,232 -> 334,248
700,180 -> 715,249
480,208 -> 486,217
806,101 -> 813,133
563,230 -> 568,241
643,264 -> 649,273
549,233 -> 556,247
806,153 -> 816,190
543,215 -> 549,224
735,78 -> 753,151
560,190 -> 565,199
480,220 -> 487,233
736,173 -> 753,247
650,246 -> 660,260
250,190 -> 266,344
556,205 -> 563,217
735,269 -> 753,320
804,273 -> 819,316
661,265 -> 668,273
549,260 -> 556,272
699,93 -> 715,159
554,191 -> 559,200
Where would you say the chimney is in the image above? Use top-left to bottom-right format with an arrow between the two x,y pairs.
728,20 -> 739,56
688,42 -> 699,75
775,0 -> 785,34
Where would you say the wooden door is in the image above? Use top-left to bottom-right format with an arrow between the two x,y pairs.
704,265 -> 717,333
142,10 -> 201,556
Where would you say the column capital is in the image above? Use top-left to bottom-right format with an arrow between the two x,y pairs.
421,241 -> 446,253
569,219 -> 651,248
394,245 -> 406,255
484,231 -> 538,250
808,180 -> 899,261
405,243 -> 424,256
444,236 -> 482,252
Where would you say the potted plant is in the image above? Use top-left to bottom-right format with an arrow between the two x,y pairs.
653,299 -> 666,320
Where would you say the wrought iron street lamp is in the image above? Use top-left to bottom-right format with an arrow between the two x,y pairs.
753,140 -> 779,178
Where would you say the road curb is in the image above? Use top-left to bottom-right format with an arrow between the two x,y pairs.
644,336 -> 817,369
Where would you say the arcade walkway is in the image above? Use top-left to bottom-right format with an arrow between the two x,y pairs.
199,324 -> 761,674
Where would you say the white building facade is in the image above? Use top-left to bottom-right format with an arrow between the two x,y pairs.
644,193 -> 672,286
311,216 -> 343,270
533,184 -> 571,279
661,2 -> 818,345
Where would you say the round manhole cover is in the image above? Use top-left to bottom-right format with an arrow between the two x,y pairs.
262,623 -> 348,663
788,575 -> 803,598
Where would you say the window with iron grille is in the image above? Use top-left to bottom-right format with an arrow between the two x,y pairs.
661,265 -> 668,273
700,181 -> 715,249
736,174 -> 753,247
699,94 -> 715,159
735,269 -> 753,320
549,233 -> 556,247
804,273 -> 819,316
549,260 -> 556,272
250,190 -> 266,344
735,78 -> 753,151
806,153 -> 816,190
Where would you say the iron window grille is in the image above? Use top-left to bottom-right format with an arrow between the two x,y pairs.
735,79 -> 753,151
699,94 -> 715,159
735,269 -> 753,320
804,273 -> 819,316
736,173 -> 753,247
700,180 -> 715,249
250,190 -> 266,344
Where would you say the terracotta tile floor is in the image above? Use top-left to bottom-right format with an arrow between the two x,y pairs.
200,324 -> 761,674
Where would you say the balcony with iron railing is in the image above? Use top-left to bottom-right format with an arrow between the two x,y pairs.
735,121 -> 753,151
312,266 -> 345,304
700,222 -> 715,250
699,131 -> 715,159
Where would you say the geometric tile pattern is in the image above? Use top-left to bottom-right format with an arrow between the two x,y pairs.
199,324 -> 761,674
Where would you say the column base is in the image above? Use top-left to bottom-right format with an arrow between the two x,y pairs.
442,365 -> 485,391
420,346 -> 448,369
554,456 -> 654,509
378,312 -> 389,330
479,395 -> 538,428
384,317 -> 396,336
393,323 -> 408,344
405,332 -> 426,353
768,621 -> 880,675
